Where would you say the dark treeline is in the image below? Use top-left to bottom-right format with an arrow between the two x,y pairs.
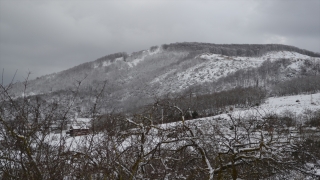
271,75 -> 320,96
93,86 -> 266,133
162,42 -> 320,57
193,86 -> 266,116
150,86 -> 266,123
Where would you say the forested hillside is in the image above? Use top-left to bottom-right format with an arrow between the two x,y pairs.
7,43 -> 320,114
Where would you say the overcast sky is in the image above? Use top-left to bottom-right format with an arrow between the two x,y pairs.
1,0 -> 319,85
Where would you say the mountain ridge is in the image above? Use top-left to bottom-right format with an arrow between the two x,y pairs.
9,42 -> 320,113
24,43 -> 320,83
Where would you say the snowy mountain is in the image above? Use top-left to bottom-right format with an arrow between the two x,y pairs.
9,42 -> 320,113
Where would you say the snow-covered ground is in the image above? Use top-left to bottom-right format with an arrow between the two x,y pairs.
261,93 -> 320,114
152,51 -> 320,94
127,55 -> 147,68
176,53 -> 264,84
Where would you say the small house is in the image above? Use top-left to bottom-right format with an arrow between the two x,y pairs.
68,125 -> 89,137
66,118 -> 91,137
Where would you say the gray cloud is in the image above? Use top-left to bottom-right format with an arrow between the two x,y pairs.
1,0 -> 319,85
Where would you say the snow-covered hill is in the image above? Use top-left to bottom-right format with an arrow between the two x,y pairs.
8,43 -> 320,113
151,51 -> 320,94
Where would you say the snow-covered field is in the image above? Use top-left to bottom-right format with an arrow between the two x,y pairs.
261,92 -> 320,114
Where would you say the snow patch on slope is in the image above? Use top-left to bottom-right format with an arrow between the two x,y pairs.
93,63 -> 99,68
151,51 -> 317,95
148,46 -> 161,55
102,61 -> 112,67
176,54 -> 264,84
115,57 -> 124,62
286,59 -> 305,71
93,57 -> 125,68
128,56 -> 146,68
127,47 -> 161,68
263,51 -> 312,60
